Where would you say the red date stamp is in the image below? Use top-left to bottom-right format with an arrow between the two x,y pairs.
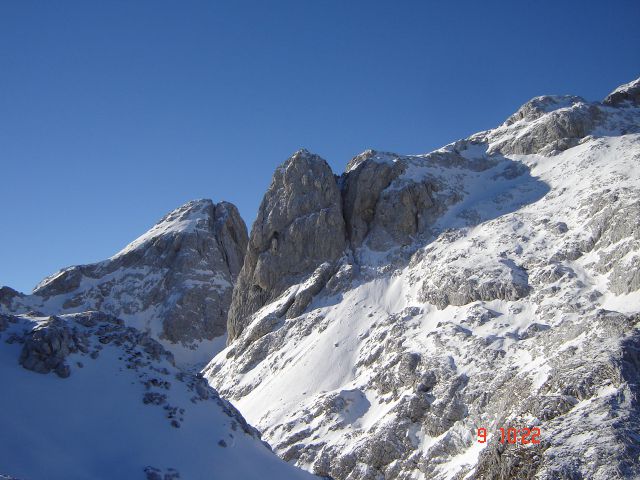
477,427 -> 541,444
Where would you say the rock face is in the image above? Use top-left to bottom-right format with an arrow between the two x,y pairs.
0,287 -> 24,307
420,257 -> 530,308
341,150 -> 405,248
17,311 -> 174,379
227,146 -> 486,342
341,150 -> 446,251
19,315 -> 88,378
1,199 -> 248,362
206,77 -> 640,480
227,150 -> 347,341
486,96 -> 602,155
603,77 -> 640,106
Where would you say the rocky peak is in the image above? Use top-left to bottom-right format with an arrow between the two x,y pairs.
145,197 -> 213,230
344,149 -> 398,172
112,198 -> 217,259
603,76 -> 640,107
226,150 -> 346,342
486,77 -> 640,156
3,199 -> 248,363
227,140 -> 509,343
503,95 -> 586,126
226,141 -> 484,345
0,286 -> 24,305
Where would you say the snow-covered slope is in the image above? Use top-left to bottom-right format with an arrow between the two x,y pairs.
205,78 -> 640,479
0,199 -> 248,367
0,311 -> 315,480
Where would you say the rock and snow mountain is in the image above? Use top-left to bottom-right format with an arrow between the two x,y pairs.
0,199 -> 319,479
205,77 -> 640,479
1,199 -> 248,366
1,77 -> 638,480
0,311 -> 315,480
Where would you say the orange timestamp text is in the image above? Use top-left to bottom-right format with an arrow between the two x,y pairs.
477,427 -> 541,444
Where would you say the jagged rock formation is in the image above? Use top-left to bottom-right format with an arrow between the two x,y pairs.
489,95 -> 602,155
227,145 -> 502,342
227,150 -> 347,341
0,312 -> 315,479
420,256 -> 530,308
19,315 -> 89,378
603,77 -> 640,106
206,77 -> 640,479
1,199 -> 248,364
342,150 -> 449,251
17,311 -> 171,378
341,150 -> 405,248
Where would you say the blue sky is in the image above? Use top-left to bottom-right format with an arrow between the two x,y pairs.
1,0 -> 639,293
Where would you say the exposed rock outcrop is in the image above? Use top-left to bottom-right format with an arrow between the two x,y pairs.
16,311 -> 174,378
19,315 -> 88,377
0,286 -> 24,308
341,150 -> 405,248
227,150 -> 347,342
341,151 -> 445,251
487,97 -> 602,155
603,77 -> 640,107
286,262 -> 338,319
420,257 -> 530,308
503,95 -> 586,126
473,79 -> 640,157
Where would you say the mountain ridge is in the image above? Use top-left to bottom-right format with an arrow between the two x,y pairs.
0,75 -> 638,480
1,198 -> 248,367
206,76 -> 640,480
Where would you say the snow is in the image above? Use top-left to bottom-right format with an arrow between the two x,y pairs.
601,290 -> 640,314
167,333 -> 228,371
345,151 -> 398,172
441,440 -> 486,479
112,199 -> 213,258
0,316 -> 314,480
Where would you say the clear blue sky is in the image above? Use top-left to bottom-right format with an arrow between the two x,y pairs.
1,1 -> 639,293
